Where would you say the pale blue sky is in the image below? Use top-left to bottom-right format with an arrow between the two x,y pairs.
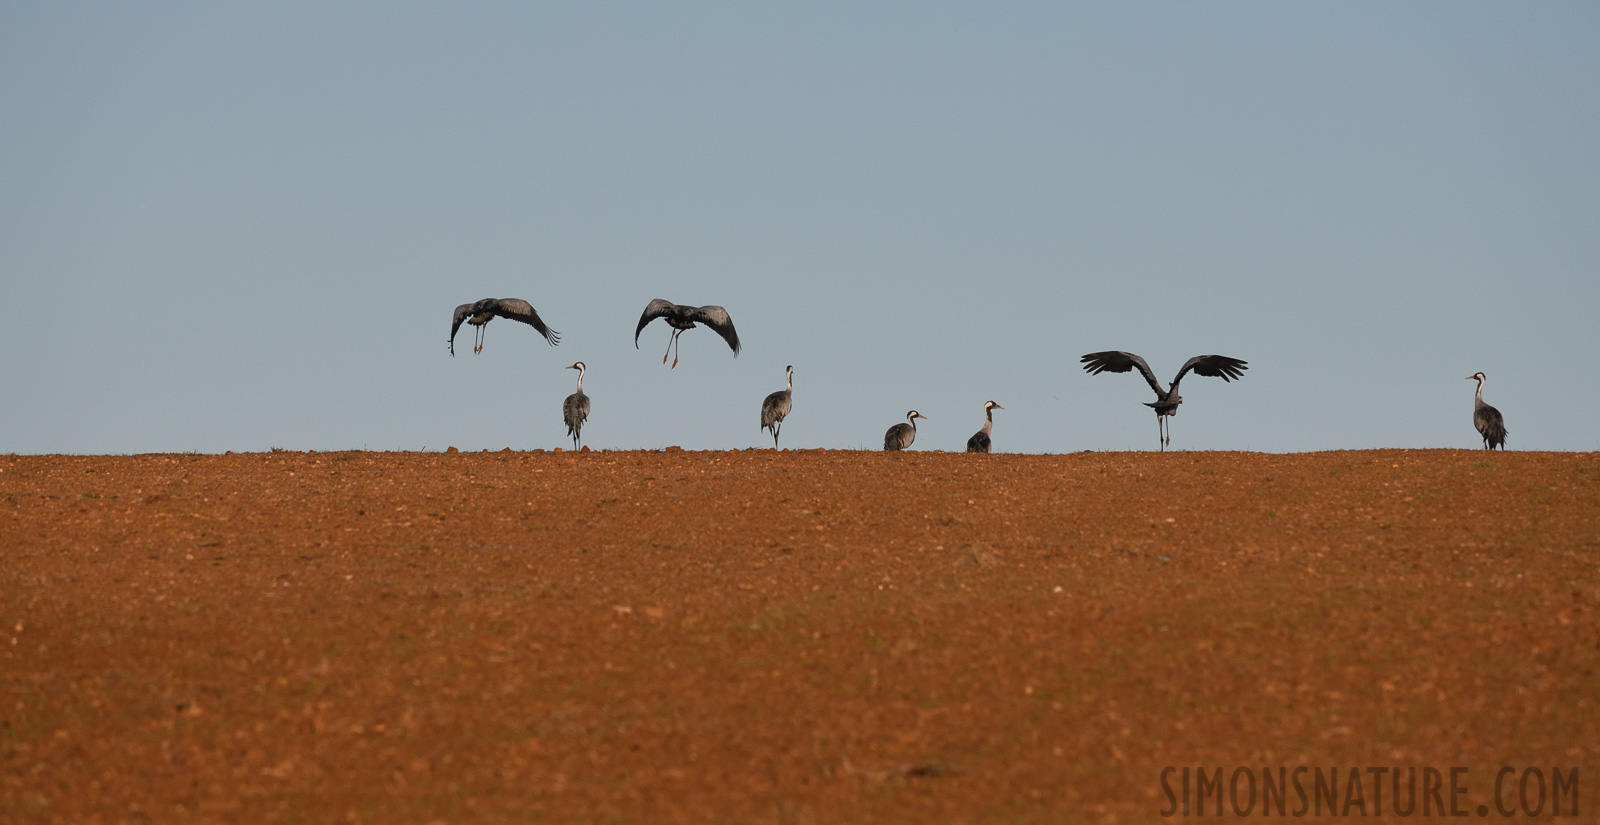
3,3 -> 1597,454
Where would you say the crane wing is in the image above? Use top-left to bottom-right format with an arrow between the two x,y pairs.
692,305 -> 741,355
492,298 -> 560,345
1172,354 -> 1248,388
634,299 -> 675,348
1080,351 -> 1165,397
449,302 -> 475,356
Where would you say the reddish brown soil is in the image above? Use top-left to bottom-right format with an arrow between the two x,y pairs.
3,449 -> 1597,823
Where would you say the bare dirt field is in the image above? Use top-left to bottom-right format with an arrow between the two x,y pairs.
3,449 -> 1597,823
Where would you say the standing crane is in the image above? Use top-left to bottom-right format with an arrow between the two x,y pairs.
760,365 -> 794,449
1466,372 -> 1507,450
884,410 -> 927,451
449,298 -> 559,356
965,401 -> 1004,453
1080,351 -> 1248,450
562,362 -> 590,450
633,299 -> 740,368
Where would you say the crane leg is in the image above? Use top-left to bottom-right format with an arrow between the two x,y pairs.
671,331 -> 681,369
774,420 -> 781,449
475,326 -> 485,355
1157,416 -> 1165,452
662,330 -> 675,365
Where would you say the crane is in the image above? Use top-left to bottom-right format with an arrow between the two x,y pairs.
965,401 -> 1004,453
562,362 -> 590,450
760,365 -> 794,449
1466,372 -> 1507,450
634,299 -> 740,368
884,410 -> 927,451
1080,351 -> 1247,450
449,298 -> 559,356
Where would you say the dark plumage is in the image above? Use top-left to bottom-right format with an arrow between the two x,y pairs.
965,401 -> 1004,453
760,365 -> 794,449
1080,351 -> 1248,450
563,362 -> 590,450
449,298 -> 559,356
884,410 -> 926,452
1467,372 -> 1507,450
634,299 -> 740,368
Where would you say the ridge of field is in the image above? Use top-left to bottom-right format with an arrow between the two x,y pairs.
3,449 -> 1597,823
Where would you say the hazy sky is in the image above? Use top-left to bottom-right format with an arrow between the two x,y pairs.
4,3 -> 1597,454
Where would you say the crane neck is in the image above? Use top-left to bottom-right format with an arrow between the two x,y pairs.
786,371 -> 793,392
575,366 -> 585,393
1474,375 -> 1485,403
